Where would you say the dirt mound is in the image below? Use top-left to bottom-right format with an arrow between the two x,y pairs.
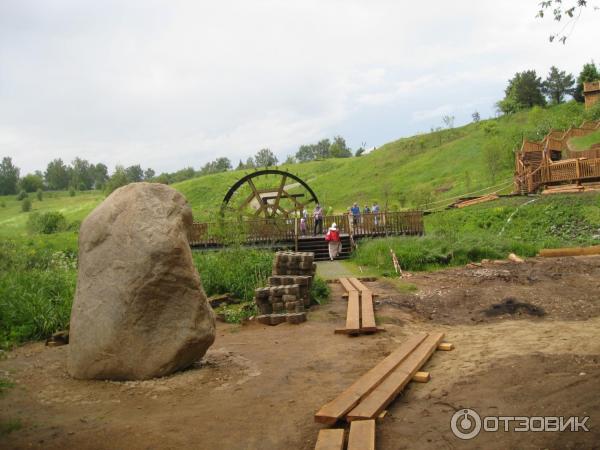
373,256 -> 600,325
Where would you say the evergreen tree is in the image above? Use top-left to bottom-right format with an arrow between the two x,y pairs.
497,70 -> 546,114
0,157 -> 20,195
542,66 -> 575,104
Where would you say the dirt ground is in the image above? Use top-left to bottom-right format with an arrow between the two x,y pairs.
1,256 -> 599,449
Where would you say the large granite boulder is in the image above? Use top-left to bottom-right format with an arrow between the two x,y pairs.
68,182 -> 216,380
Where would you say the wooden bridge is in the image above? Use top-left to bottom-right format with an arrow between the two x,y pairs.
189,211 -> 424,259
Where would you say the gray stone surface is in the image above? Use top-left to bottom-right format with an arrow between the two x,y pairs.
68,182 -> 215,380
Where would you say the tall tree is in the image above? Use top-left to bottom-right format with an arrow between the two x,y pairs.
143,168 -> 156,180
70,157 -> 94,190
329,136 -> 352,158
0,157 -> 20,195
105,165 -> 129,194
45,158 -> 70,190
295,145 -> 315,162
497,70 -> 546,114
314,139 -> 331,159
542,66 -> 575,104
254,148 -> 278,167
574,61 -> 600,102
19,173 -> 44,192
91,163 -> 108,189
125,165 -> 144,183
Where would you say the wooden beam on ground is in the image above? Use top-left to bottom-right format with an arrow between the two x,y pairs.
347,420 -> 375,450
314,429 -> 345,450
339,277 -> 361,335
538,245 -> 600,258
437,342 -> 454,351
334,327 -> 386,335
348,278 -> 377,333
315,333 -> 428,425
412,371 -> 430,383
455,194 -> 499,209
345,291 -> 361,335
346,333 -> 445,421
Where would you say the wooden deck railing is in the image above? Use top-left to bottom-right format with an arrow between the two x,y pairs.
189,211 -> 424,247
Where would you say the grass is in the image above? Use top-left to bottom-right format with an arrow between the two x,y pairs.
353,192 -> 600,274
569,129 -> 600,150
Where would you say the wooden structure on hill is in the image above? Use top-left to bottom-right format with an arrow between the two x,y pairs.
584,81 -> 600,110
514,119 -> 600,194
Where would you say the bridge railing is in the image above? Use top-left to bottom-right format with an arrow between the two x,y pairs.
189,211 -> 424,247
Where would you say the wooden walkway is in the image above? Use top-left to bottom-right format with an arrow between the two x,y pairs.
336,278 -> 378,335
189,211 -> 424,248
312,332 -> 454,449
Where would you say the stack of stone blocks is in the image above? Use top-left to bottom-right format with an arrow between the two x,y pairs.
255,251 -> 316,325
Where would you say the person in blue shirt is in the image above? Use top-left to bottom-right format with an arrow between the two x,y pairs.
350,202 -> 360,226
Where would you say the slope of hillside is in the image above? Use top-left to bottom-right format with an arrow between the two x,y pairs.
175,102 -> 592,220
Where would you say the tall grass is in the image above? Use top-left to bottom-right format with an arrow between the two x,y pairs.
192,247 -> 274,301
353,192 -> 600,273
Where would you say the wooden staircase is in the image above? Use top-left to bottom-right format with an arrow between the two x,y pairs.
297,235 -> 353,261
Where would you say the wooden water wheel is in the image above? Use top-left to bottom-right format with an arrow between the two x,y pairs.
221,169 -> 319,219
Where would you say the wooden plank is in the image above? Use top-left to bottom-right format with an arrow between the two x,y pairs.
347,278 -> 376,332
347,420 -> 375,450
346,333 -> 445,421
315,333 -> 428,424
412,371 -> 430,383
314,429 -> 345,450
437,342 -> 454,351
538,245 -> 600,257
334,327 -> 386,335
339,277 -> 358,294
346,291 -> 361,335
359,290 -> 376,332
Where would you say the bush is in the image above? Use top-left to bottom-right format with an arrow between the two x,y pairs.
27,211 -> 68,234
36,188 -> 43,201
16,190 -> 28,201
69,187 -> 76,197
21,198 -> 31,212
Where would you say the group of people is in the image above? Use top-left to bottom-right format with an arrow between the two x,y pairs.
349,202 -> 380,226
295,201 -> 380,261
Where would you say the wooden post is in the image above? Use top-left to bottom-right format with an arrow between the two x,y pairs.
575,159 -> 581,185
294,217 -> 299,251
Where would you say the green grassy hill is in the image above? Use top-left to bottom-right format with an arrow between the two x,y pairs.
176,101 -> 595,220
570,129 -> 600,150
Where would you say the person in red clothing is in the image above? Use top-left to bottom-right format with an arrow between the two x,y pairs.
325,222 -> 341,261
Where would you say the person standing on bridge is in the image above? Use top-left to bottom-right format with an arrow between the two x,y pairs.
325,222 -> 341,261
313,204 -> 324,235
350,202 -> 361,227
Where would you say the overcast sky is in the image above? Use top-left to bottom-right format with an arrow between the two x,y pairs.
0,1 -> 598,175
